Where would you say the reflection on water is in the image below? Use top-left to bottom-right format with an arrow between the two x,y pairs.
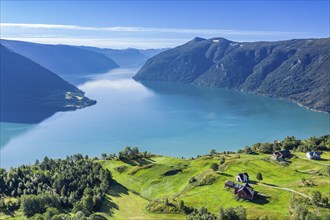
0,123 -> 35,148
1,68 -> 329,169
1,110 -> 56,124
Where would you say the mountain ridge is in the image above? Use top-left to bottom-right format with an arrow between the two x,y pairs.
79,46 -> 167,67
134,37 -> 330,112
0,45 -> 96,123
0,39 -> 119,76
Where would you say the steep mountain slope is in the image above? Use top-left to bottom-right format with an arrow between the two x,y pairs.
134,37 -> 330,112
0,39 -> 118,75
80,46 -> 167,67
0,45 -> 96,123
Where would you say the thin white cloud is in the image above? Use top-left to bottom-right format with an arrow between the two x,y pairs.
0,23 -> 303,36
1,23 -> 98,31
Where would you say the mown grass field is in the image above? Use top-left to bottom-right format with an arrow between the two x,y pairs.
99,151 -> 330,219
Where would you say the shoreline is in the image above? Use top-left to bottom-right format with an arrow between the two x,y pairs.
134,79 -> 329,114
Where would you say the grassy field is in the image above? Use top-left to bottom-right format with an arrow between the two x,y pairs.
99,152 -> 330,219
1,151 -> 329,219
95,183 -> 184,220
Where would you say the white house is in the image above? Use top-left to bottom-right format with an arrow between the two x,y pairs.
306,152 -> 321,160
236,173 -> 249,183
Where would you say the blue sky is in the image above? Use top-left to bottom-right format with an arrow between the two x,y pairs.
1,1 -> 329,48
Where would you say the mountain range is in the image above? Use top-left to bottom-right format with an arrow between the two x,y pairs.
0,39 -> 166,123
79,46 -> 167,67
0,39 -> 118,76
0,45 -> 96,123
134,37 -> 330,112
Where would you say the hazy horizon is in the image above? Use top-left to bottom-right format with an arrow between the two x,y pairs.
1,1 -> 329,49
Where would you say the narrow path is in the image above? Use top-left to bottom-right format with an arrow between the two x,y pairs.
259,183 -> 311,199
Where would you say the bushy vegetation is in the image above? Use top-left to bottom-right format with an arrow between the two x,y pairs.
256,172 -> 263,181
118,146 -> 152,160
186,206 -> 217,220
114,165 -> 128,173
218,206 -> 246,220
210,163 -> 219,171
146,198 -> 184,214
0,154 -> 112,217
20,194 -> 60,217
100,146 -> 152,162
186,206 -> 246,220
244,135 -> 330,154
289,193 -> 330,220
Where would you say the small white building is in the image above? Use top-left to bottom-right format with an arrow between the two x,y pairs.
306,151 -> 321,160
236,173 -> 249,183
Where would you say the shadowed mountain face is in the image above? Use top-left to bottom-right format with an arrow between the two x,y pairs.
0,45 -> 96,123
134,37 -> 330,112
79,46 -> 167,67
0,39 -> 118,75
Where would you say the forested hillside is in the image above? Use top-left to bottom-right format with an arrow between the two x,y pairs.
1,39 -> 118,75
134,37 -> 330,112
0,45 -> 96,123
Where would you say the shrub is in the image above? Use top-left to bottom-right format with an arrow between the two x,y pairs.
218,206 -> 246,220
210,163 -> 219,171
256,172 -> 263,181
189,177 -> 197,183
186,206 -> 216,220
311,191 -> 322,206
220,156 -> 225,164
146,198 -> 182,214
199,174 -> 217,186
114,165 -> 127,173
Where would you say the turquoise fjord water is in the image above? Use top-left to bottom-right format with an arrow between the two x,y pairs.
1,68 -> 329,168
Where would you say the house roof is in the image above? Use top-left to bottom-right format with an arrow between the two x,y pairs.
308,151 -> 321,154
307,152 -> 321,157
238,186 -> 254,196
279,149 -> 290,156
242,183 -> 252,188
237,173 -> 248,179
273,150 -> 290,158
225,180 -> 235,187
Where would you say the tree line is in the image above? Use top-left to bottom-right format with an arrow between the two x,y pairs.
0,154 -> 112,218
240,135 -> 330,154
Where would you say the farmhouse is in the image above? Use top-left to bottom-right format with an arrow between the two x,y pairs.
271,149 -> 291,161
236,173 -> 249,183
306,151 -> 321,160
224,181 -> 255,200
235,185 -> 255,200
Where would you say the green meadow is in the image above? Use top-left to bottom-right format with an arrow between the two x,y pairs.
1,148 -> 329,219
97,151 -> 330,219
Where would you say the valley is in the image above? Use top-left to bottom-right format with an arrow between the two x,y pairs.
1,1 -> 329,219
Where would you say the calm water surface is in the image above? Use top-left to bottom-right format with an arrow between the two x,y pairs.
1,68 -> 329,168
